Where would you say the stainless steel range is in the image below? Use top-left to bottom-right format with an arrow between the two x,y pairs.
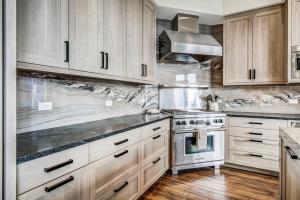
163,109 -> 226,175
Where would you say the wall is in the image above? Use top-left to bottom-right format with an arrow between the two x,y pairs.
17,72 -> 159,133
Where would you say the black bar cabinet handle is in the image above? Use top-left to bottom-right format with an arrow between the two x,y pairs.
249,139 -> 263,143
114,181 -> 128,193
114,139 -> 129,146
153,127 -> 161,131
45,176 -> 74,193
64,41 -> 69,63
44,159 -> 73,173
153,134 -> 161,140
285,146 -> 298,159
249,132 -> 263,136
248,122 -> 263,125
105,53 -> 109,69
249,69 -> 252,79
114,150 -> 128,158
153,157 -> 161,164
141,64 -> 145,76
249,153 -> 263,158
253,69 -> 256,79
100,52 -> 105,69
144,64 -> 148,77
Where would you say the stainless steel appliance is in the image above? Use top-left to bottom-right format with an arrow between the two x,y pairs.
291,46 -> 300,79
163,109 -> 226,175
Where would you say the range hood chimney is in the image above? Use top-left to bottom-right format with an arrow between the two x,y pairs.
159,14 -> 223,64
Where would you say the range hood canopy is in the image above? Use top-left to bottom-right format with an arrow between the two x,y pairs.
159,13 -> 222,64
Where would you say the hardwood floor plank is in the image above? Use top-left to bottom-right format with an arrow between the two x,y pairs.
141,167 -> 280,200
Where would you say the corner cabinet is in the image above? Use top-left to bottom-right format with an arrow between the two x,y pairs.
17,0 -> 157,84
224,5 -> 285,85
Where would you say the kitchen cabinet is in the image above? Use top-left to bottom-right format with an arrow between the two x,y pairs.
224,5 -> 285,85
142,0 -> 157,82
17,0 -> 69,69
291,0 -> 300,46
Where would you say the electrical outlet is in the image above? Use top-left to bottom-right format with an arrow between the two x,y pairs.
105,100 -> 113,107
38,102 -> 53,111
289,99 -> 298,104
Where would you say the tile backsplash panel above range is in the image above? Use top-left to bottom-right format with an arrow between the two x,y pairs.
17,73 -> 159,134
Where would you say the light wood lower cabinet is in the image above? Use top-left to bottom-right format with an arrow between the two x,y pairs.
18,167 -> 90,200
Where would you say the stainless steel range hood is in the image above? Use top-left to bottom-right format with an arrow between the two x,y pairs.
158,14 -> 222,64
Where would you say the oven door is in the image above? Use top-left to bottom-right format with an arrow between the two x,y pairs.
171,129 -> 225,166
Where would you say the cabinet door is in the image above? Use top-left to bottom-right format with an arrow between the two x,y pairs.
102,0 -> 126,77
224,14 -> 253,85
69,0 -> 100,73
142,0 -> 156,82
252,6 -> 284,83
292,0 -> 300,46
285,149 -> 300,200
126,0 -> 143,80
17,0 -> 68,68
17,168 -> 89,200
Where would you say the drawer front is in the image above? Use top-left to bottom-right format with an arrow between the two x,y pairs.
229,126 -> 279,141
141,131 -> 168,166
229,150 -> 279,172
141,152 -> 167,193
229,117 -> 287,130
89,143 -> 140,192
229,136 -> 279,156
93,171 -> 140,200
90,128 -> 141,162
18,167 -> 89,200
17,144 -> 89,195
142,119 -> 170,140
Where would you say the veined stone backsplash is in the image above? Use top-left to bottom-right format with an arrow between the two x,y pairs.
17,72 -> 159,134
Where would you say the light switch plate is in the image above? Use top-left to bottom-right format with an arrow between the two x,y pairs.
106,100 -> 113,107
38,102 -> 53,111
289,99 -> 298,104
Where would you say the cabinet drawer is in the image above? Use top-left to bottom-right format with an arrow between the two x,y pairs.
18,167 -> 89,200
142,119 -> 170,140
229,126 -> 279,141
89,143 -> 140,193
17,144 -> 89,195
141,152 -> 167,193
90,128 -> 141,162
92,171 -> 140,200
229,150 -> 279,172
141,131 -> 168,166
228,117 -> 287,130
229,136 -> 279,156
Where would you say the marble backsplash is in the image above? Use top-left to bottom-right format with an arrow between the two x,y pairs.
17,72 -> 159,133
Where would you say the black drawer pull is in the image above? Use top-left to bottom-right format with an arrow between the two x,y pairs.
249,139 -> 263,143
44,159 -> 73,173
248,69 -> 252,79
114,150 -> 129,158
249,154 -> 263,158
100,52 -> 105,69
45,176 -> 74,193
285,146 -> 298,159
248,122 -> 263,125
153,127 -> 161,131
105,53 -> 109,69
114,139 -> 128,146
253,69 -> 256,79
249,132 -> 263,136
64,41 -> 69,63
114,181 -> 128,193
153,157 -> 161,164
153,134 -> 161,140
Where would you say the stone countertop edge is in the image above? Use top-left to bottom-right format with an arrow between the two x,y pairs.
17,113 -> 171,165
226,111 -> 300,120
280,127 -> 300,148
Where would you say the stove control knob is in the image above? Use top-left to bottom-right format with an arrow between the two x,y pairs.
190,120 -> 195,125
176,121 -> 182,125
205,120 -> 211,125
182,121 -> 187,125
213,119 -> 218,123
218,119 -> 223,123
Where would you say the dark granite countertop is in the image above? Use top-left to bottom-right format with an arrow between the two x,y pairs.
226,111 -> 300,120
17,113 -> 171,165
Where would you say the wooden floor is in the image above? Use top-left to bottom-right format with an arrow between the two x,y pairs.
141,167 -> 280,200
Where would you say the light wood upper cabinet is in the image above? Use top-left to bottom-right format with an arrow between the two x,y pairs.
253,7 -> 284,83
142,0 -> 157,82
291,0 -> 300,46
224,5 -> 285,85
224,14 -> 253,84
69,0 -> 100,73
17,0 -> 69,69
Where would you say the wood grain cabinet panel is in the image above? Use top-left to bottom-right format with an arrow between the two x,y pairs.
291,0 -> 300,46
224,14 -> 253,85
17,0 -> 69,68
253,7 -> 284,83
